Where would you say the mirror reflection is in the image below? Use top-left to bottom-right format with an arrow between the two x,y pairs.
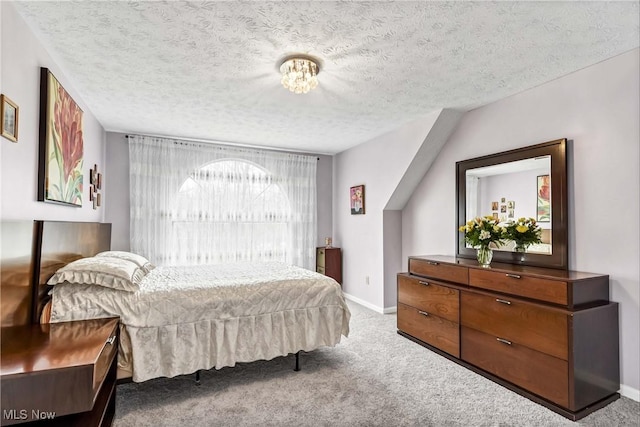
457,138 -> 567,269
465,155 -> 552,255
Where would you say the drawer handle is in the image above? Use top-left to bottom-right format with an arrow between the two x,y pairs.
496,337 -> 512,345
106,336 -> 116,345
426,261 -> 439,266
495,298 -> 511,305
505,274 -> 521,279
418,310 -> 430,317
418,281 -> 430,286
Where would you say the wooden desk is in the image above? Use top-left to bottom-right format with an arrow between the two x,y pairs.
1,318 -> 119,426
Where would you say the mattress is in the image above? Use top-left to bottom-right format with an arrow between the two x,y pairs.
50,262 -> 350,382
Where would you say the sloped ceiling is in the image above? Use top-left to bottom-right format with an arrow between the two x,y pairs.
14,1 -> 639,154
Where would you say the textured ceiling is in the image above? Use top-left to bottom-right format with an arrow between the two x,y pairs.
14,1 -> 639,154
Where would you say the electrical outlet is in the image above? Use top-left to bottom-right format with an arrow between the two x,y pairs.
365,276 -> 370,285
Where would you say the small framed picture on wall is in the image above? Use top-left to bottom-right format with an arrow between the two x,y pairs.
1,94 -> 19,142
537,175 -> 551,222
350,185 -> 365,215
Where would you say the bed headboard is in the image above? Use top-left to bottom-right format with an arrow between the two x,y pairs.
1,221 -> 36,326
0,220 -> 111,326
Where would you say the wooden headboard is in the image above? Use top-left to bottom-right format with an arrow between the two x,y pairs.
0,220 -> 111,326
1,221 -> 36,326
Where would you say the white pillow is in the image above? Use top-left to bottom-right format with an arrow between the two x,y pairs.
47,257 -> 145,292
95,251 -> 155,273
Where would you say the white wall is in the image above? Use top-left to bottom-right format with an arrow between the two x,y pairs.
0,1 -> 3,97
104,133 -> 130,250
105,132 -> 334,252
333,111 -> 444,309
402,49 -> 640,396
316,155 -> 333,248
0,2 -> 105,222
479,168 -> 548,224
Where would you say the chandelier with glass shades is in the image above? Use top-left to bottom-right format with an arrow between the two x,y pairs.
279,56 -> 320,94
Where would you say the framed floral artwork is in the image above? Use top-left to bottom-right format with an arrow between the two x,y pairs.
38,68 -> 84,206
1,94 -> 19,142
537,174 -> 551,222
350,185 -> 365,215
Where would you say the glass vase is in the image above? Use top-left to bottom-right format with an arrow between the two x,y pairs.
514,243 -> 527,262
476,246 -> 493,268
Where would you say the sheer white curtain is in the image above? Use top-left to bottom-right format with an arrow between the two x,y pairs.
129,135 -> 317,269
466,175 -> 479,221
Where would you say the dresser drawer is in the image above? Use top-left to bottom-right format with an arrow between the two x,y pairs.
460,291 -> 567,360
409,258 -> 468,285
316,266 -> 325,275
469,268 -> 568,305
398,303 -> 459,357
462,326 -> 569,408
397,275 -> 459,323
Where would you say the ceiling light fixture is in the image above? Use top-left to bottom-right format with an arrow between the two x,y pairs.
279,56 -> 320,94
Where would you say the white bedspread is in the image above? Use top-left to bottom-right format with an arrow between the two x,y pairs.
50,262 -> 350,382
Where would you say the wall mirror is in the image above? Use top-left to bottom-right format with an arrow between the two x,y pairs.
456,139 -> 568,269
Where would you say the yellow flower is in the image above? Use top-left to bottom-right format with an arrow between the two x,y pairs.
459,225 -> 466,232
518,217 -> 526,222
516,225 -> 529,233
493,225 -> 501,232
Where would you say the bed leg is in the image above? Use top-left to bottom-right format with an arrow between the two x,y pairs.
294,351 -> 301,372
195,370 -> 201,385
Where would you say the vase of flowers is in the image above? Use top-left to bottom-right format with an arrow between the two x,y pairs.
476,246 -> 493,267
505,218 -> 542,261
459,216 -> 506,268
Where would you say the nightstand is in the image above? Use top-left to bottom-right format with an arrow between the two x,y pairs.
1,318 -> 119,426
316,247 -> 342,285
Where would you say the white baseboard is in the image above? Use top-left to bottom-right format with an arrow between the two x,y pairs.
342,292 -> 387,314
342,292 -> 397,314
620,384 -> 640,401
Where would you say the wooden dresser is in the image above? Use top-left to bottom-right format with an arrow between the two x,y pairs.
397,255 -> 619,420
316,247 -> 342,285
1,318 -> 119,426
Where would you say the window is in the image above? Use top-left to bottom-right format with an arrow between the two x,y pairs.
129,135 -> 316,269
172,159 -> 291,265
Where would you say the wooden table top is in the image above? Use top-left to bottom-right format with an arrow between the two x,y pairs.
1,318 -> 118,376
409,255 -> 608,280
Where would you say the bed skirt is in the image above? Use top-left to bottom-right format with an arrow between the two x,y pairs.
126,304 -> 348,382
44,301 -> 349,382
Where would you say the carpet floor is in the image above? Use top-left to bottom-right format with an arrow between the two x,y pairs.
114,301 -> 639,426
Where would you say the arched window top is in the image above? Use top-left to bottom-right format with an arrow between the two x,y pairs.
178,159 -> 290,215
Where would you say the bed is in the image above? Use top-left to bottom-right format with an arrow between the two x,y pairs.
8,220 -> 350,383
